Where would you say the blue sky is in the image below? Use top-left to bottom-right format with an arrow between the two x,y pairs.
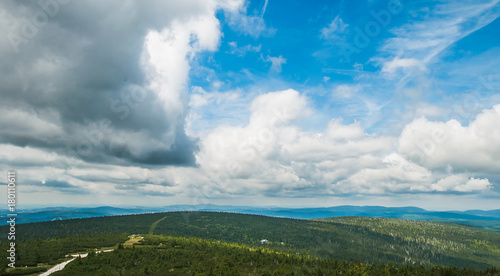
1,0 -> 500,210
189,0 -> 500,135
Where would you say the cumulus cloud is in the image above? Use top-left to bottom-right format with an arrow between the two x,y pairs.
0,1 -> 497,205
196,89 -> 310,171
398,104 -> 500,174
0,0 -> 241,166
195,89 -> 401,196
430,175 -> 492,192
0,87 -> 496,202
191,92 -> 496,197
454,178 -> 492,192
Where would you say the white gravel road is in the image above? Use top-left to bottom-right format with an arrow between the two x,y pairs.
38,249 -> 114,275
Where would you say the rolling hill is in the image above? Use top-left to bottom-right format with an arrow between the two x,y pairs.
3,205 -> 500,231
1,211 -> 499,273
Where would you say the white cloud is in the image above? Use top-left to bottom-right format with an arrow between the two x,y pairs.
187,86 -> 249,136
321,16 -> 349,41
382,57 -> 427,74
372,0 -> 500,94
222,0 -> 276,37
143,11 -> 221,117
334,153 -> 431,194
249,89 -> 310,125
333,84 -> 362,98
217,0 -> 245,12
379,0 -> 499,71
227,41 -> 261,56
265,55 -> 287,73
261,0 -> 269,16
398,104 -> 500,174
191,92 -> 497,197
1,88 -> 497,203
407,103 -> 444,119
189,86 -> 240,108
430,175 -> 491,192
455,177 -> 492,192
195,89 -> 399,196
1,0 -> 499,206
196,89 -> 309,169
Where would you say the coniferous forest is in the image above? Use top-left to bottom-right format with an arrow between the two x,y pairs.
0,212 -> 499,275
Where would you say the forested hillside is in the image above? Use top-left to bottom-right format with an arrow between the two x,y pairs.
53,235 -> 500,276
0,211 -> 499,274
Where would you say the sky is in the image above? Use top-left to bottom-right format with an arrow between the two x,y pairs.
1,0 -> 500,210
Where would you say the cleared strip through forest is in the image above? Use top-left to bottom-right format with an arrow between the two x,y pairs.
149,216 -> 169,235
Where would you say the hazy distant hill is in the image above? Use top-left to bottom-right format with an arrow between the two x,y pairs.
2,204 -> 500,230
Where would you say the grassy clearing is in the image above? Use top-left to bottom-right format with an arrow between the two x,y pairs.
123,235 -> 144,248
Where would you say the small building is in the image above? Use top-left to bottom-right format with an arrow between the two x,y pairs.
260,239 -> 268,244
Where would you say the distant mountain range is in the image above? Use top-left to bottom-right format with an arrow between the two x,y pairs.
3,204 -> 500,230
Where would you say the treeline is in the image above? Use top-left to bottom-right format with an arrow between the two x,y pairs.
54,235 -> 500,276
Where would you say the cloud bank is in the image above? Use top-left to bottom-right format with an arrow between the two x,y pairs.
0,0 -> 498,208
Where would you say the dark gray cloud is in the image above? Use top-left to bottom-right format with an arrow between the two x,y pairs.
0,0 -> 209,166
